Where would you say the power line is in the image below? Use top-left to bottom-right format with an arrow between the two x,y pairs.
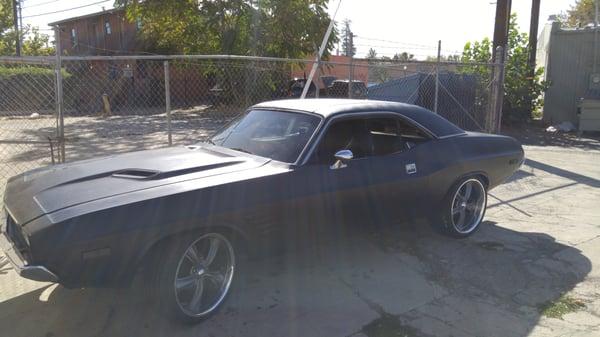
355,43 -> 462,56
355,43 -> 436,51
356,37 -> 464,55
21,0 -> 60,9
354,36 -> 437,49
22,0 -> 112,19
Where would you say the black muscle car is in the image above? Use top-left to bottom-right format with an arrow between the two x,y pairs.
1,99 -> 524,321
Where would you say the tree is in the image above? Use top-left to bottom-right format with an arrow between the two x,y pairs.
0,0 -> 15,55
393,52 -> 414,62
365,48 -> 392,83
1,25 -> 54,56
341,19 -> 355,57
0,0 -> 53,56
115,0 -> 337,58
462,13 -> 547,122
21,26 -> 54,56
0,0 -> 12,34
426,54 -> 461,62
366,47 -> 377,59
564,0 -> 595,27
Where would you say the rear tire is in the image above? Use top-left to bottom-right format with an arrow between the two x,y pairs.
148,232 -> 237,323
433,177 -> 487,238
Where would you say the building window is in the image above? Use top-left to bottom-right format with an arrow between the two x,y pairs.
104,21 -> 112,35
70,28 -> 77,46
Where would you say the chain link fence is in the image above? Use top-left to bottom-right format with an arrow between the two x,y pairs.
1,54 -> 504,207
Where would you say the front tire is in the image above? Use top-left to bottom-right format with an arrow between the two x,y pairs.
151,232 -> 236,323
436,177 -> 487,238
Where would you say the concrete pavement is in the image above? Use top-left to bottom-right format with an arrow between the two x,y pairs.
1,144 -> 599,337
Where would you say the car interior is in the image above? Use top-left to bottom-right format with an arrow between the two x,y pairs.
312,116 -> 430,165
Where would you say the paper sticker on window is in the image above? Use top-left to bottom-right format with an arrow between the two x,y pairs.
406,163 -> 417,174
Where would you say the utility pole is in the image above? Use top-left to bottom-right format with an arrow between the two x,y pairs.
492,0 -> 512,62
18,0 -> 23,50
528,0 -> 541,76
526,0 -> 541,118
12,0 -> 21,56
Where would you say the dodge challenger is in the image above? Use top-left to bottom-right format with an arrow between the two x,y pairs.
1,99 -> 524,321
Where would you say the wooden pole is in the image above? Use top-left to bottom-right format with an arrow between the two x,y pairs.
528,0 -> 541,76
12,0 -> 20,56
492,0 -> 512,62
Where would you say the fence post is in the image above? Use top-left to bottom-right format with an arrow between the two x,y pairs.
434,40 -> 441,113
495,47 -> 507,133
54,26 -> 65,163
348,56 -> 354,99
164,60 -> 172,146
315,58 -> 320,98
489,46 -> 506,133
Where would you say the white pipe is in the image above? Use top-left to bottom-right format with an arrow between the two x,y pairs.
300,0 -> 342,99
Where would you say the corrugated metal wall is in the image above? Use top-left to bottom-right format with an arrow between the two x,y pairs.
544,25 -> 597,124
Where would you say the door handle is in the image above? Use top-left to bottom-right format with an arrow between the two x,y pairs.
405,163 -> 417,174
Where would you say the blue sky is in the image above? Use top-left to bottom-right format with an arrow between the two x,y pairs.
20,0 -> 577,59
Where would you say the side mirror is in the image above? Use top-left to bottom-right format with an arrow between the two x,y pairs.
330,149 -> 353,169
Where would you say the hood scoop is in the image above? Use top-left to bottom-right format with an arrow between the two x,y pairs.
111,161 -> 246,181
112,169 -> 160,180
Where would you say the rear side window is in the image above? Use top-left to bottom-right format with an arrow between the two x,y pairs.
367,117 -> 430,155
367,118 -> 405,156
397,119 -> 430,142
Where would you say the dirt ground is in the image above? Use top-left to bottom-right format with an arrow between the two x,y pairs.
0,109 -> 231,205
1,123 -> 600,337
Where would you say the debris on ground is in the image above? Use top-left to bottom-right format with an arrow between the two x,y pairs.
546,121 -> 576,133
538,295 -> 586,319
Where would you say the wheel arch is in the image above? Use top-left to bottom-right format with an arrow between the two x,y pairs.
134,223 -> 250,279
456,171 -> 489,189
439,171 -> 489,207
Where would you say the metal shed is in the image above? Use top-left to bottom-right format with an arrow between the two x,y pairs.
538,21 -> 600,128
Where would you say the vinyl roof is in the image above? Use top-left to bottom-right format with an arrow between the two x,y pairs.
252,99 -> 465,138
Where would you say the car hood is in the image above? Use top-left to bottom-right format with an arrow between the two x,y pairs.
3,145 -> 270,225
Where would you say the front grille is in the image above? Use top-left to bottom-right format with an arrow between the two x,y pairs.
5,213 -> 32,262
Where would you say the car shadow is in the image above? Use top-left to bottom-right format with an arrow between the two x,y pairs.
0,220 -> 591,337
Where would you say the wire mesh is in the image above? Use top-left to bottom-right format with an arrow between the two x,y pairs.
0,55 -> 500,209
0,58 -> 58,205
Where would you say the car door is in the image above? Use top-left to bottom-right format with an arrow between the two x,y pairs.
282,117 -> 374,236
362,115 -> 434,221
283,113 -> 434,239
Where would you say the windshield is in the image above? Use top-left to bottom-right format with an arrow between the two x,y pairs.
210,109 -> 321,163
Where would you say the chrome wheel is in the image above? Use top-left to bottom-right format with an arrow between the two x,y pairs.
450,179 -> 486,234
173,233 -> 235,318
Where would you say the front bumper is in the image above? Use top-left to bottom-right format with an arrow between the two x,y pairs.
1,223 -> 58,283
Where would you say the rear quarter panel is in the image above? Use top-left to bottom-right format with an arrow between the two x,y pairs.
425,132 -> 524,206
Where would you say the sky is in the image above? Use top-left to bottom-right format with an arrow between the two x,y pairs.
20,0 -> 578,59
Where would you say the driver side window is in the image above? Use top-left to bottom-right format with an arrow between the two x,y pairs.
312,118 -> 372,165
